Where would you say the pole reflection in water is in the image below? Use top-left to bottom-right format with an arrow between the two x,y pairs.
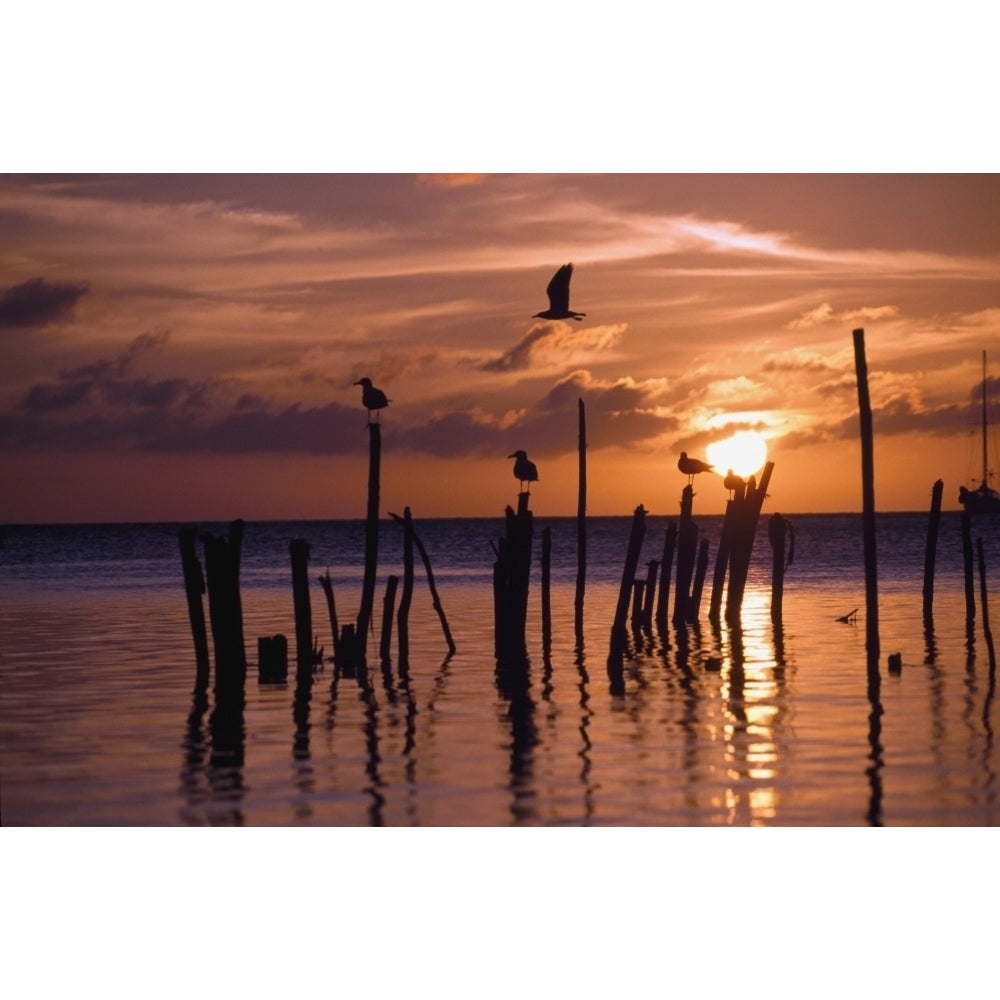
292,667 -> 314,823
359,666 -> 386,826
496,658 -> 539,824
575,639 -> 596,823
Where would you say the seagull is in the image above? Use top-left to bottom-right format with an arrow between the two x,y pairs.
508,450 -> 539,491
354,377 -> 390,423
678,451 -> 714,484
723,468 -> 745,498
533,263 -> 586,321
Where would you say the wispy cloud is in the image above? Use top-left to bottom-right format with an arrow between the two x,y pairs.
0,277 -> 90,328
482,321 -> 627,372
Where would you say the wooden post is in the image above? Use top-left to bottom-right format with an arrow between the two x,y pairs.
769,512 -> 788,624
673,486 -> 697,625
380,575 -> 399,665
179,525 -> 210,691
961,510 -> 976,626
709,500 -> 735,623
318,573 -> 341,664
725,463 -> 774,624
655,521 -> 677,632
389,510 -> 456,655
357,421 -> 381,660
612,505 -> 647,644
203,519 -> 246,700
977,538 -> 997,673
541,526 -> 552,656
494,496 -> 533,665
290,539 -> 313,679
575,398 -> 587,642
398,507 -> 414,670
922,479 -> 944,624
641,559 -> 659,626
689,538 -> 710,622
853,328 -> 880,672
257,634 -> 288,682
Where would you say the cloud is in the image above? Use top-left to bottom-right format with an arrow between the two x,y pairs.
416,175 -> 489,188
0,277 -> 90,328
482,322 -> 627,372
787,302 -> 900,330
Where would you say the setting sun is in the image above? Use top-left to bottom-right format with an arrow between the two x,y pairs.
706,430 -> 769,479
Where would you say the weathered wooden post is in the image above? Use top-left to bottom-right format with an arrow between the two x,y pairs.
397,506 -> 415,671
768,512 -> 791,624
689,538 -> 710,622
853,328 -> 880,673
672,487 -> 697,625
655,521 -> 677,631
608,505 -> 647,693
725,463 -> 774,624
203,519 -> 246,699
357,421 -> 382,661
290,539 -> 313,679
922,479 -> 944,625
641,559 -> 659,626
541,526 -> 552,656
318,572 -> 341,665
709,500 -> 736,623
575,398 -> 587,643
961,510 -> 976,626
494,493 -> 534,666
380,575 -> 399,665
389,510 -> 456,656
179,525 -> 210,691
977,537 -> 997,672
257,634 -> 288,682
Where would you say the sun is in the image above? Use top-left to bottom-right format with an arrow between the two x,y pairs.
706,430 -> 768,479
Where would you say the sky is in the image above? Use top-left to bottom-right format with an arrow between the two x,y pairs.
1,172 -> 998,522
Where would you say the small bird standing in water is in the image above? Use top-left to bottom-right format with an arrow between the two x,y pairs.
508,450 -> 539,491
533,263 -> 586,321
678,451 -> 714,484
354,377 -> 390,423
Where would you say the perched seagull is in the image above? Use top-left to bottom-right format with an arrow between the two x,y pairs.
354,377 -> 390,423
508,450 -> 539,491
723,468 -> 745,498
533,263 -> 586,321
678,451 -> 714,484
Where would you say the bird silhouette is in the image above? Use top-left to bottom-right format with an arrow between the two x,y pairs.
508,450 -> 539,491
678,451 -> 714,484
723,468 -> 745,498
354,377 -> 390,423
533,263 -> 586,321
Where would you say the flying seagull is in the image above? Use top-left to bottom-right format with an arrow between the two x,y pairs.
533,263 -> 586,321
508,450 -> 539,491
354,377 -> 390,422
678,451 -> 714,484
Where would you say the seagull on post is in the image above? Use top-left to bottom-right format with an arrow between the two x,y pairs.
354,377 -> 390,423
533,263 -> 586,321
678,451 -> 714,485
508,450 -> 539,492
723,468 -> 745,498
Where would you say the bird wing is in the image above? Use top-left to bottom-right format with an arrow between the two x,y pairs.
546,264 -> 573,313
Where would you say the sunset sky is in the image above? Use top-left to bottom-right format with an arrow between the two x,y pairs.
1,173 -> 997,523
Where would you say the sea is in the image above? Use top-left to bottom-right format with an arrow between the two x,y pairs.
2,511 -> 999,827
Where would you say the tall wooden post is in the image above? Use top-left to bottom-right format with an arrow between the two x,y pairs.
655,521 -> 676,632
853,328 -> 880,672
575,398 -> 587,642
922,479 -> 944,624
673,486 -> 697,625
357,421 -> 381,660
397,506 -> 415,670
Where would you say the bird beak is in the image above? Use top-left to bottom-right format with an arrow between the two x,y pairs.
352,380 -> 361,386
507,453 -> 515,458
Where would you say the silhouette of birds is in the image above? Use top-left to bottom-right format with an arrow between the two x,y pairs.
723,468 -> 745,498
508,450 -> 539,491
678,452 -> 714,484
533,263 -> 586,321
354,377 -> 390,423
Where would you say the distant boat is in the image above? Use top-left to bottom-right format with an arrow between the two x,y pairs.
958,350 -> 1000,515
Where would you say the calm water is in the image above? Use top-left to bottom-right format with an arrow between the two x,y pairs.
2,512 -> 998,825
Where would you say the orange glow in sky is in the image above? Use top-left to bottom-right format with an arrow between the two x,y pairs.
1,174 -> 998,523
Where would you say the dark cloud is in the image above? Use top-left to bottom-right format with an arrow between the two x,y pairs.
0,277 -> 90,328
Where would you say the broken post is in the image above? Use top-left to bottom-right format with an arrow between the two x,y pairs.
397,507 -> 415,671
290,539 -> 313,679
203,519 -> 246,700
318,572 -> 341,666
689,538 -> 710,622
725,462 -> 774,624
655,521 -> 677,632
380,575 -> 399,665
672,486 -> 697,625
542,525 -> 552,656
575,397 -> 587,643
769,512 -> 790,624
494,493 -> 534,666
179,525 -> 210,691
